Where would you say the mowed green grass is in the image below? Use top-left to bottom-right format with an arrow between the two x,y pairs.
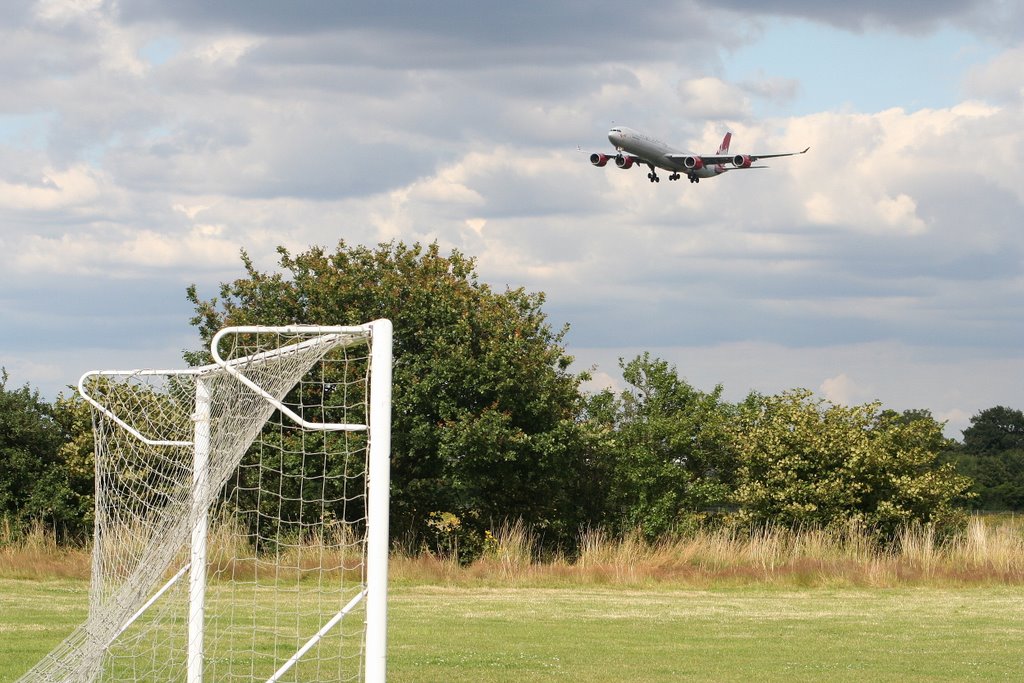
4,579 -> 1024,682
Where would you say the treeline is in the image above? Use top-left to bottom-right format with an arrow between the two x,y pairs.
948,406 -> 1024,510
2,241 -> 1022,553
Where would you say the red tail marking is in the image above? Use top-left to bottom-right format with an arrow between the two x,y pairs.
717,132 -> 732,155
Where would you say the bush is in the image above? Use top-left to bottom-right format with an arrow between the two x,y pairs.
730,390 -> 972,538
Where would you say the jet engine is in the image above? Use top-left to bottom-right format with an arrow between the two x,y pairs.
590,153 -> 610,167
732,154 -> 753,168
615,155 -> 635,169
683,156 -> 704,171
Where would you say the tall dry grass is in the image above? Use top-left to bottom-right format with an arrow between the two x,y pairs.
5,515 -> 1024,587
391,515 -> 1024,588
389,519 -> 541,584
578,516 -> 1024,587
0,517 -> 91,579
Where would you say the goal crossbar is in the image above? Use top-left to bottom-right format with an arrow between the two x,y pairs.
77,325 -> 376,446
210,326 -> 372,432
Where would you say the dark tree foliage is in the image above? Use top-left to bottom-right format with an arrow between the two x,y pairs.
951,406 -> 1024,510
962,406 -> 1024,455
186,241 -> 592,550
0,372 -> 93,541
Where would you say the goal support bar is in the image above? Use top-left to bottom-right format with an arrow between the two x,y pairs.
266,589 -> 368,683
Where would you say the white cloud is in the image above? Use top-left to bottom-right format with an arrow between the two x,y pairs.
33,0 -> 103,25
12,225 -> 242,277
0,164 -> 104,210
404,159 -> 487,206
172,203 -> 210,220
876,193 -> 927,234
783,103 -> 1015,234
464,218 -> 486,236
804,191 -> 838,224
194,36 -> 261,65
677,77 -> 752,119
580,369 -> 619,395
34,0 -> 150,76
820,373 -> 869,405
965,47 -> 1024,102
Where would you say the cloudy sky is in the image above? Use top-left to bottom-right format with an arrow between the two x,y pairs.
2,0 -> 1022,438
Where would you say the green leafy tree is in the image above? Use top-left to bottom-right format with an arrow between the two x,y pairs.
953,449 -> 1024,510
952,406 -> 1024,510
48,390 -> 96,539
0,371 -> 60,528
187,241 -> 592,550
962,406 -> 1024,455
0,373 -> 92,541
730,390 -> 971,537
584,354 -> 735,537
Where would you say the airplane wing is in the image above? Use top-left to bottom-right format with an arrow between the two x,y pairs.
744,147 -> 811,162
665,147 -> 810,166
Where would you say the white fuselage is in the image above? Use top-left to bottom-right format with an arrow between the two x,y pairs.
609,126 -> 725,179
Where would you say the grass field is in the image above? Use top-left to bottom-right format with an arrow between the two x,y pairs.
5,578 -> 1024,682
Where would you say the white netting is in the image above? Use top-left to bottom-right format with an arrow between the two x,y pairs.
20,325 -> 389,683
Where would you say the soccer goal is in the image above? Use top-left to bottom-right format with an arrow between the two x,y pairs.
19,321 -> 392,683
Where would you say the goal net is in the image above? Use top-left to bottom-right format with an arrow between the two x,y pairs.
19,322 -> 392,683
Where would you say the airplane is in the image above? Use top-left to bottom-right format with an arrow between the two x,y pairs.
587,125 -> 809,184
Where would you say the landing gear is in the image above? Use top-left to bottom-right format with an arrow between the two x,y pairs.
669,172 -> 680,181
647,164 -> 660,183
688,173 -> 700,184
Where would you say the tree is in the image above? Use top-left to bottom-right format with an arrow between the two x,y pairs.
0,372 -> 92,540
584,354 -> 735,537
187,241 -> 592,550
48,390 -> 96,539
952,406 -> 1024,510
961,406 -> 1024,455
730,390 -> 971,537
953,449 -> 1024,510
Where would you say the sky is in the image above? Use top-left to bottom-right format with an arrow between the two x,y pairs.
1,0 -> 1022,439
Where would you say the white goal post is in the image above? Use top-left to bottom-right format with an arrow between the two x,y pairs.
19,321 -> 392,683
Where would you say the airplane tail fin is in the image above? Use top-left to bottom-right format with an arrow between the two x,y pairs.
717,132 -> 732,155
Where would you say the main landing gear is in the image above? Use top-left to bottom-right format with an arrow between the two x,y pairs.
646,164 -> 660,183
669,172 -> 681,181
688,173 -> 700,184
